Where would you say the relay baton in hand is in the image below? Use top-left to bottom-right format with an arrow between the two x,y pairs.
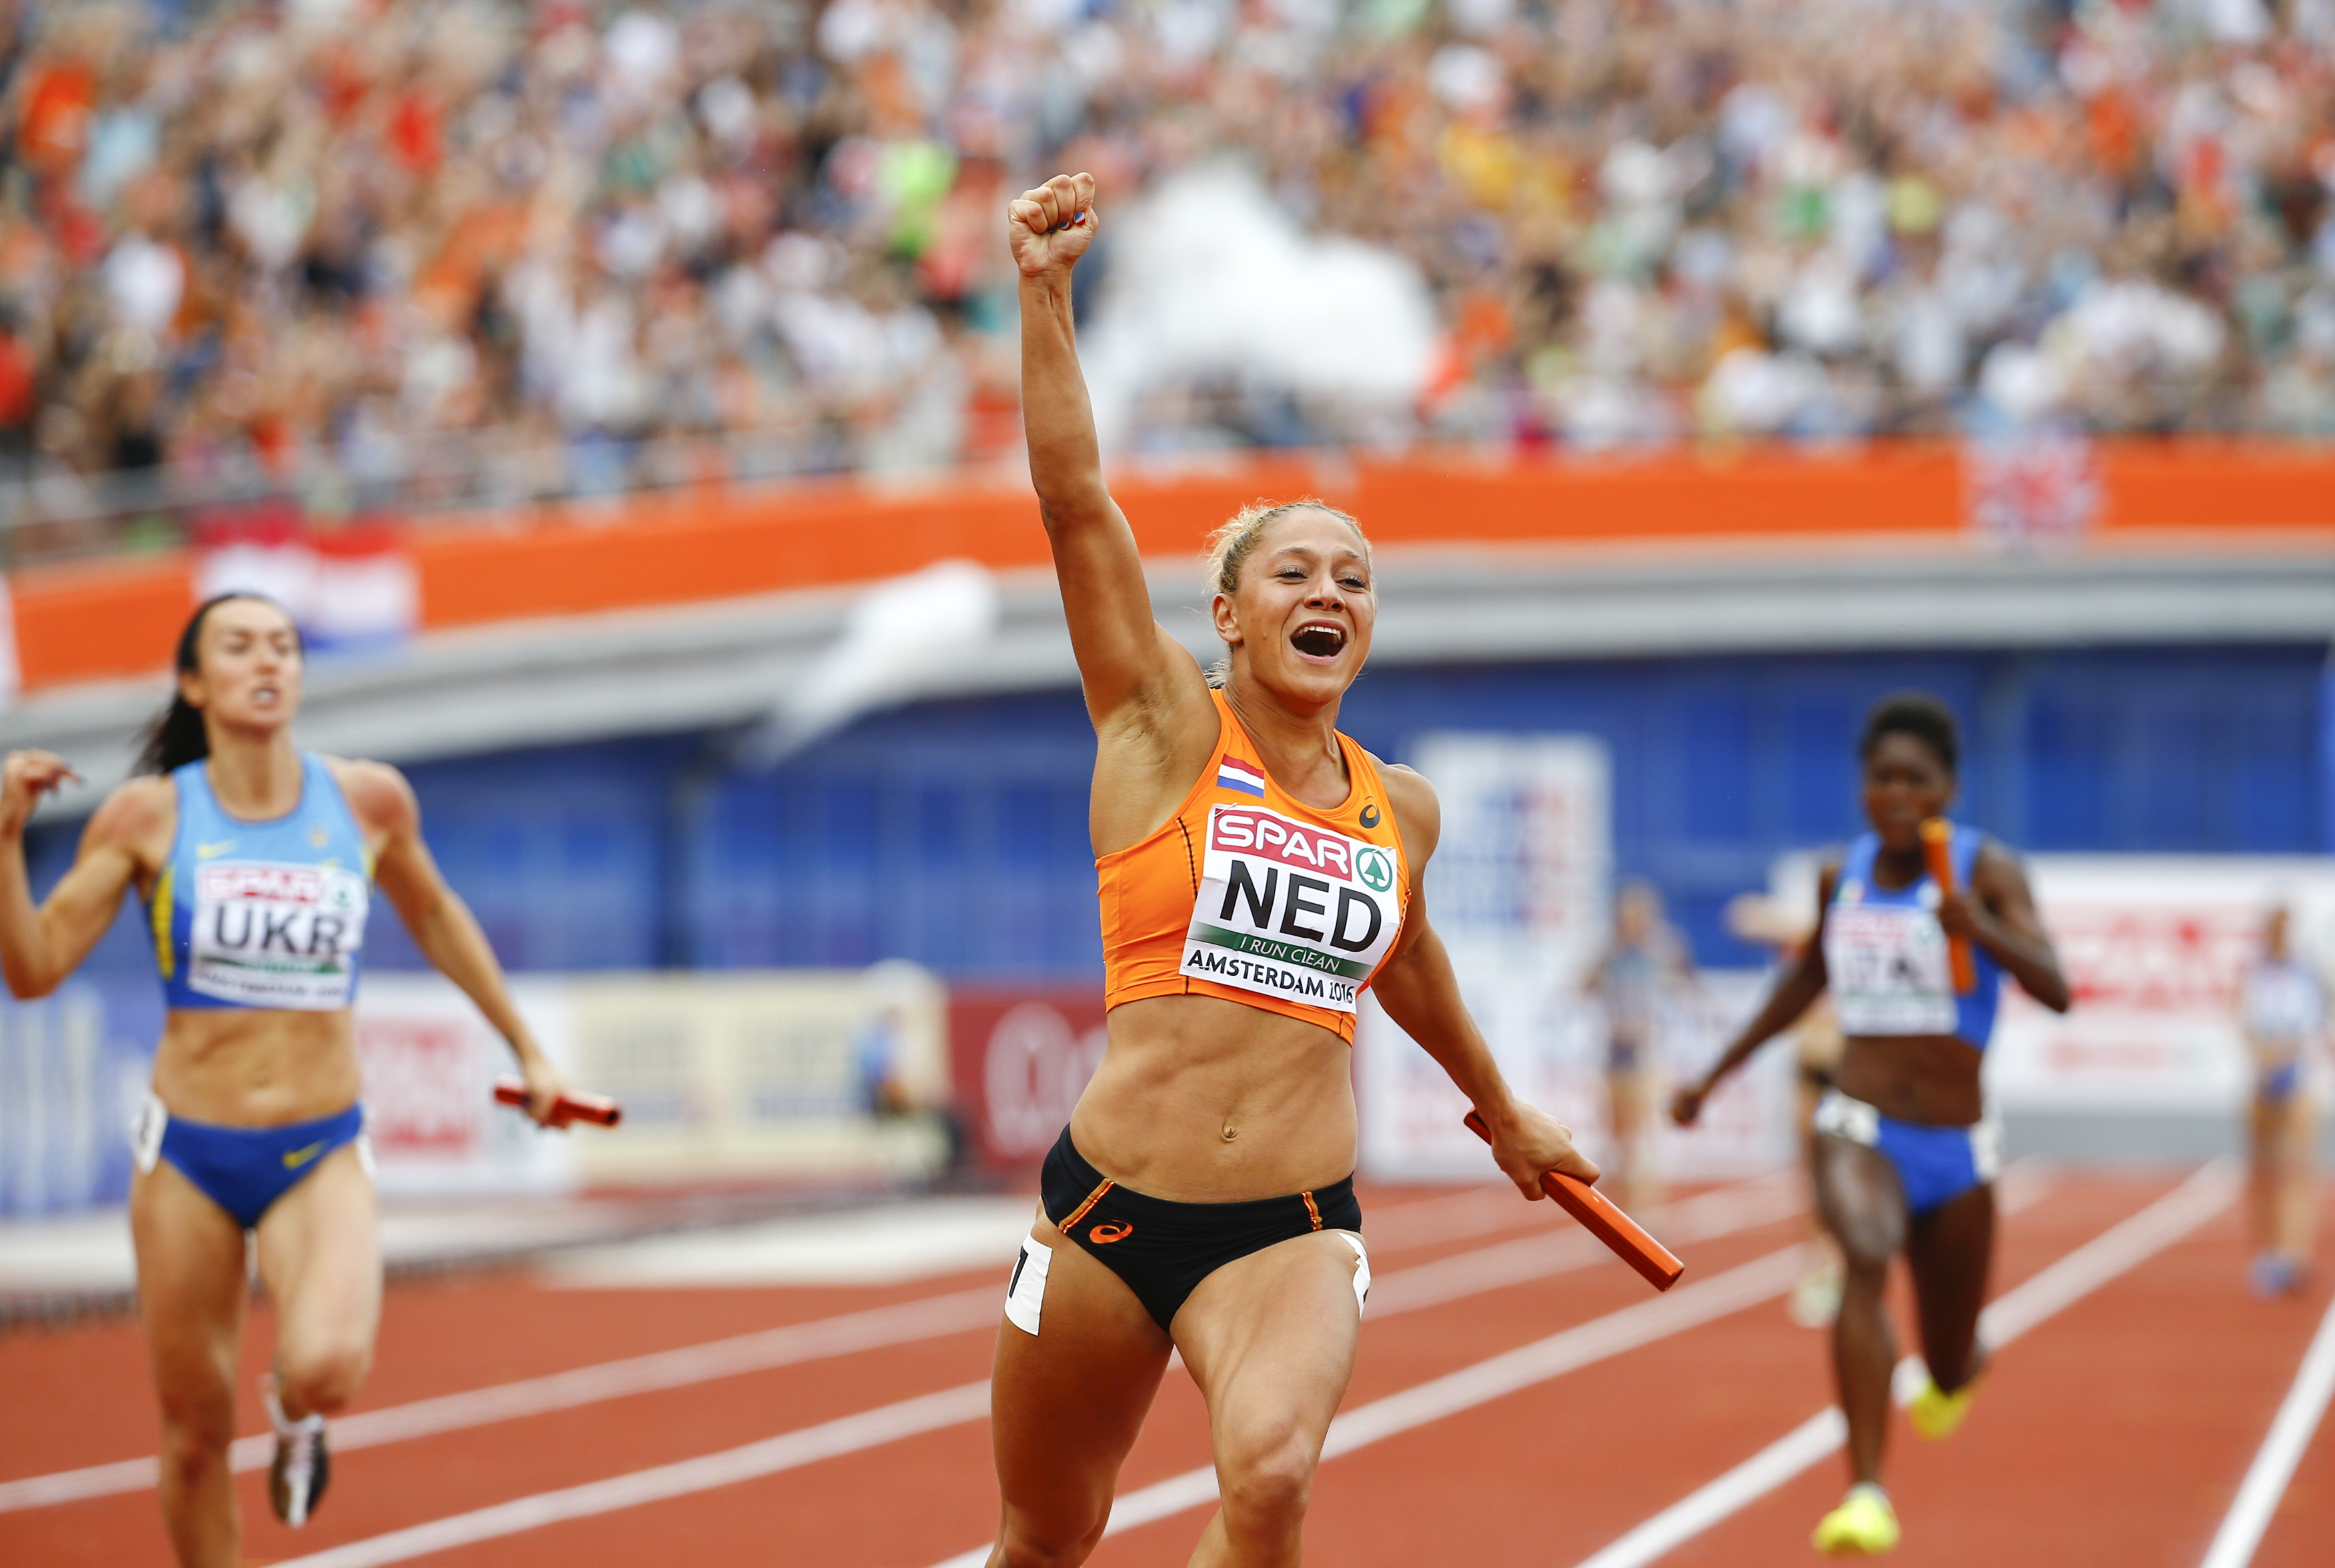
1464,1111 -> 1683,1291
494,1078 -> 622,1129
1918,817 -> 1977,994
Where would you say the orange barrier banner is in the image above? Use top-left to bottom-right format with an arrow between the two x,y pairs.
11,440 -> 2334,694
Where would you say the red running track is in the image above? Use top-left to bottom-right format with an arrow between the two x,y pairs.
1,1170 -> 2328,1568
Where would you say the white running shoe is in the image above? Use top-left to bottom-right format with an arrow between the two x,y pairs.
262,1375 -> 330,1527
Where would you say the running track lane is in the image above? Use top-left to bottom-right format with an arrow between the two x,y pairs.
1601,1169 -> 2335,1568
0,1179 -> 1800,1565
17,1172 -> 2321,1568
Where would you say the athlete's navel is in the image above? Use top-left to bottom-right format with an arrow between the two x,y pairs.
1221,1122 -> 1239,1142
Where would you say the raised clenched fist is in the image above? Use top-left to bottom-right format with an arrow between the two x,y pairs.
1007,171 -> 1099,281
0,750 -> 78,838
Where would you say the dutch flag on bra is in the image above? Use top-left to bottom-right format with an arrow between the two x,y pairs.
1217,757 -> 1267,798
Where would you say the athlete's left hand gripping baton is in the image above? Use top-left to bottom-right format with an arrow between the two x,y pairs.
1464,1111 -> 1684,1292
494,1078 -> 623,1129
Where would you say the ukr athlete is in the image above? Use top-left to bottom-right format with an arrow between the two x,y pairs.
979,170 -> 1596,1568
0,594 -> 567,1568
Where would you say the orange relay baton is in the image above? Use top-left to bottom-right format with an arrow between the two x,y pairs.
1464,1110 -> 1684,1292
494,1078 -> 624,1129
1919,817 -> 1976,994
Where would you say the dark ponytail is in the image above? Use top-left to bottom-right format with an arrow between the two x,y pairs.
135,594 -> 300,776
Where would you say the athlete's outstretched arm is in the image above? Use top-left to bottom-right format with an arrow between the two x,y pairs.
352,762 -> 568,1121
1370,766 -> 1598,1198
1009,172 -> 1208,734
0,754 -> 160,998
1672,865 -> 1836,1124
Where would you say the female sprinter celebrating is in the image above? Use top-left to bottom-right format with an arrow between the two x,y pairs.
1671,694 -> 2069,1556
985,171 -> 1596,1568
0,594 -> 567,1568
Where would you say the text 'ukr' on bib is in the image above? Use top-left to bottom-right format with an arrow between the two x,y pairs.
1827,904 -> 1955,1036
190,861 -> 370,1010
1180,804 -> 1402,1014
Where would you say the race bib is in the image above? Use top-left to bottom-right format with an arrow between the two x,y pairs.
1180,804 -> 1402,1014
1825,904 -> 1955,1036
189,861 -> 369,1010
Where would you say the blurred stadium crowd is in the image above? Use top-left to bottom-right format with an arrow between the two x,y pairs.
2,0 -> 2333,517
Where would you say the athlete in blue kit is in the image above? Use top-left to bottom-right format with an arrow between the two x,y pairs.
0,594 -> 567,1568
1671,693 -> 2071,1555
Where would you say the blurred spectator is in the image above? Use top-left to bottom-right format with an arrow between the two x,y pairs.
0,0 -> 2330,518
1585,879 -> 1697,1215
2237,904 -> 2324,1298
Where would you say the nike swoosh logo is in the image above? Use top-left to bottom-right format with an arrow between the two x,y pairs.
195,841 -> 237,859
281,1141 -> 326,1170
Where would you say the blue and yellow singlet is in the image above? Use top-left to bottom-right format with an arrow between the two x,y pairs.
151,753 -> 372,1012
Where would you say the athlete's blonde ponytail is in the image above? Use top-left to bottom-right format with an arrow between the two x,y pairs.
1201,498 -> 1370,687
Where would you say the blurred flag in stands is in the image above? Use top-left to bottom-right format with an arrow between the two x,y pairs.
193,502 -> 418,653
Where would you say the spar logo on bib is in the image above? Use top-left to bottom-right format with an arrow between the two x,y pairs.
1179,805 -> 1402,1014
190,860 -> 370,1009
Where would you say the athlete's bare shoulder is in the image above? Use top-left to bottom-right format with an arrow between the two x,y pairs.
1373,758 -> 1441,865
84,774 -> 175,860
324,756 -> 419,838
1969,836 -> 2036,903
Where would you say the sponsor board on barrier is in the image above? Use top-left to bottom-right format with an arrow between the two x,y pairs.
0,980 -> 157,1219
354,965 -> 952,1193
947,988 -> 1107,1171
1358,731 -> 1799,1183
354,974 -> 577,1195
1990,856 -> 2335,1112
1356,973 -> 1795,1184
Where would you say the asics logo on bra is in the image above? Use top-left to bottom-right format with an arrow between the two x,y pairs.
196,840 -> 237,859
1358,802 -> 1380,828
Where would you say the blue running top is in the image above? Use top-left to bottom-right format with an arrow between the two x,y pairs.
1823,826 -> 2003,1050
151,754 -> 372,1011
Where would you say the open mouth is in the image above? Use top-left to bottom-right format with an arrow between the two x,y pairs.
1290,620 -> 1347,660
253,686 -> 280,707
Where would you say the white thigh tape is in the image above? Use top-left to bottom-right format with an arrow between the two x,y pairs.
1342,1231 -> 1370,1318
1004,1235 -> 1051,1336
131,1093 -> 167,1175
1812,1088 -> 1881,1148
1970,1112 -> 2003,1183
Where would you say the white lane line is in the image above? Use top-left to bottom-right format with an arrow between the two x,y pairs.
1568,1158 -> 2243,1568
0,1174 -> 1797,1515
922,1247 -> 1814,1568
258,1187 -> 1814,1568
0,1283 -> 1003,1513
2198,1285 -> 2335,1568
270,1380 -> 993,1568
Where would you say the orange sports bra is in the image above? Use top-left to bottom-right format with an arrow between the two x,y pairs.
1098,690 -> 1410,1042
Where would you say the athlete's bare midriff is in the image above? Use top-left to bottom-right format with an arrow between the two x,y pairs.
151,1008 -> 364,1127
1069,993 -> 1358,1203
1834,1033 -> 1985,1127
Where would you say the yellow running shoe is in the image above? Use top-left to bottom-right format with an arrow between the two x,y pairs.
1907,1374 -> 1981,1441
1812,1483 -> 1899,1555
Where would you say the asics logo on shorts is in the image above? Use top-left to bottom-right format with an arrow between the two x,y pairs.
282,1140 -> 326,1170
1089,1221 -> 1133,1243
